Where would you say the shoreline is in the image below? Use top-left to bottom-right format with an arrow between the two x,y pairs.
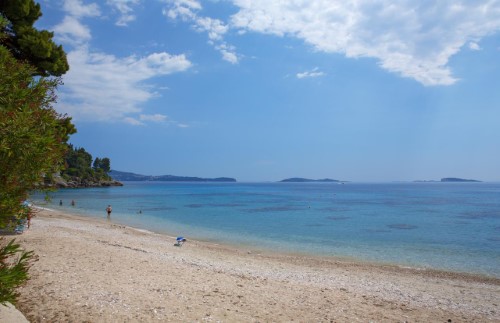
11,208 -> 500,321
37,204 -> 499,281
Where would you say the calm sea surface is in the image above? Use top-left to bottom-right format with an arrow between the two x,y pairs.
31,182 -> 500,277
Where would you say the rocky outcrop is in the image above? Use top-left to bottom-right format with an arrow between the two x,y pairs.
48,174 -> 123,188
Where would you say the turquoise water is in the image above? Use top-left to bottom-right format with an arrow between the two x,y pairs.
31,182 -> 500,277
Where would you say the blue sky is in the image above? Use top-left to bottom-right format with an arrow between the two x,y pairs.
37,0 -> 500,182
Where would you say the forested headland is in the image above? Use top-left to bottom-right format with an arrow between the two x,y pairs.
53,145 -> 122,188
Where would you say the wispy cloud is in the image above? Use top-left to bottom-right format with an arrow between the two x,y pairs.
124,114 -> 191,127
62,0 -> 100,18
107,0 -> 141,26
195,16 -> 228,41
229,0 -> 500,86
123,117 -> 145,126
140,114 -> 168,123
52,0 -> 99,44
117,0 -> 500,85
468,42 -> 481,51
296,67 -> 325,79
52,0 -> 193,123
163,0 -> 240,64
216,43 -> 239,64
53,16 -> 92,45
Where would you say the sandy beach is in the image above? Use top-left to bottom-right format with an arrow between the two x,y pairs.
9,208 -> 500,322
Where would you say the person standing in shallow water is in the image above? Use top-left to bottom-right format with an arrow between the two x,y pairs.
106,205 -> 112,218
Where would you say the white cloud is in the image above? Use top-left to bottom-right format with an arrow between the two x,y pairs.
220,48 -> 238,64
116,14 -> 136,26
53,0 -> 100,44
166,0 -> 202,13
63,0 -> 100,17
124,114 -> 189,127
123,117 -> 145,126
124,114 -> 190,127
51,0 -> 193,124
53,16 -> 92,44
296,67 -> 325,79
58,47 -> 192,122
139,114 -> 168,122
106,0 -> 140,26
469,42 -> 481,51
195,16 -> 228,41
62,0 -> 140,27
215,43 -> 239,64
164,0 -> 239,64
230,0 -> 500,86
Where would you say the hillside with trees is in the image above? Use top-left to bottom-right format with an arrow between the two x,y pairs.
55,145 -> 122,188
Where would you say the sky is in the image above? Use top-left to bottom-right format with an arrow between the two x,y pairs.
36,0 -> 500,182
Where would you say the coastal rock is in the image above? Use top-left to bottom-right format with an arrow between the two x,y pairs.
101,180 -> 124,187
49,175 -> 123,188
0,302 -> 29,323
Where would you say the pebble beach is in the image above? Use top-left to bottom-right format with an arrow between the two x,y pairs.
10,208 -> 500,322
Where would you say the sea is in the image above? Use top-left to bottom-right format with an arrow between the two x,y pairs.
30,182 -> 500,278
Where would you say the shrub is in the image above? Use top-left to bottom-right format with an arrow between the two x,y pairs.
0,238 -> 35,305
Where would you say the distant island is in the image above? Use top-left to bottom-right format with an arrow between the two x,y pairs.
109,170 -> 237,182
279,178 -> 341,183
414,178 -> 481,183
440,177 -> 481,182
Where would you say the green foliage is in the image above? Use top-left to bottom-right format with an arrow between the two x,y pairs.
0,15 -> 8,41
0,46 -> 75,228
92,157 -> 101,170
64,145 -> 92,177
61,145 -> 112,182
0,0 -> 69,76
0,3 -> 70,305
94,157 -> 110,173
0,238 -> 35,305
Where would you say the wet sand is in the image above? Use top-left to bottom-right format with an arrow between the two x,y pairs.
12,208 -> 500,322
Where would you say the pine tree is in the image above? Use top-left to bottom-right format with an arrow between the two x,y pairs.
0,0 -> 69,76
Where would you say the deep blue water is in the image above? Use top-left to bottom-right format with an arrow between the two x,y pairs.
31,182 -> 500,277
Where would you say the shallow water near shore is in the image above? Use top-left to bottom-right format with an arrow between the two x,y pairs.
31,182 -> 500,277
